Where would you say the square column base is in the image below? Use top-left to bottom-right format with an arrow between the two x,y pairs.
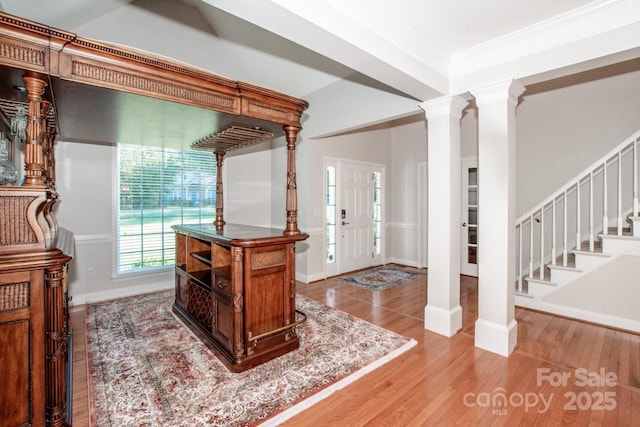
474,318 -> 518,356
424,304 -> 462,337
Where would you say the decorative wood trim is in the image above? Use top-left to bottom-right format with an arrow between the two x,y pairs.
0,36 -> 46,69
250,249 -> 286,270
0,281 -> 30,312
66,57 -> 240,114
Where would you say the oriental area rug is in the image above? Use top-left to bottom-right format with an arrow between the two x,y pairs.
86,290 -> 416,426
339,265 -> 425,291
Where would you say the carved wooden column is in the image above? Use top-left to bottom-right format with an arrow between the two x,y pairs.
231,246 -> 244,359
214,151 -> 225,231
40,99 -> 57,190
22,73 -> 47,187
283,125 -> 301,236
41,99 -> 58,241
45,264 -> 68,427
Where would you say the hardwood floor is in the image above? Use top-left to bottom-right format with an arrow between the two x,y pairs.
69,268 -> 640,426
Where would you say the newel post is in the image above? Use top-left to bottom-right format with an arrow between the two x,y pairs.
283,125 -> 301,236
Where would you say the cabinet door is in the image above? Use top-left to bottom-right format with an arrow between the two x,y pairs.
244,245 -> 290,353
211,289 -> 233,352
0,271 -> 45,427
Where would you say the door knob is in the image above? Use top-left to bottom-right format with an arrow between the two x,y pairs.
342,221 -> 350,225
462,222 -> 467,227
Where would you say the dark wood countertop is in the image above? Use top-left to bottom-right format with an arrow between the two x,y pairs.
172,223 -> 308,247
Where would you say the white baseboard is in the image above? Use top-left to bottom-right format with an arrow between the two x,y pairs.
474,318 -> 518,357
296,271 -> 326,284
529,300 -> 640,333
386,257 -> 420,268
70,280 -> 174,306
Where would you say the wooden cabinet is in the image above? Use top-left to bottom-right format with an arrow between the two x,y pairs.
172,224 -> 308,372
0,229 -> 73,427
0,70 -> 73,426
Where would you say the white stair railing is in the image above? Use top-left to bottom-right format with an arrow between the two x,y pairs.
515,130 -> 640,294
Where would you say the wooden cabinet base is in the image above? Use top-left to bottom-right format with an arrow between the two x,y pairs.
172,303 -> 300,372
172,224 -> 308,372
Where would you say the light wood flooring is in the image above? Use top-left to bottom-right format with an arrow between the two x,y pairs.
69,268 -> 640,426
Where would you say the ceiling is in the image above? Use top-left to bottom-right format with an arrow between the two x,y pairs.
0,0 -> 637,146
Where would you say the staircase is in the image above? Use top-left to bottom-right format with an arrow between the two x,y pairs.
514,130 -> 640,314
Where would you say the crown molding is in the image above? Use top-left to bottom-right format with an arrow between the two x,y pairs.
449,0 -> 638,82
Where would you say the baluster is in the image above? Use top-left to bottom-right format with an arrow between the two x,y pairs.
634,138 -> 638,217
617,151 -> 623,235
551,199 -> 557,265
518,224 -> 523,292
529,215 -> 534,278
539,208 -> 544,280
603,161 -> 608,235
589,171 -> 594,251
563,192 -> 568,267
576,181 -> 581,251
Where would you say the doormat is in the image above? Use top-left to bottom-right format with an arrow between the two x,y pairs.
339,265 -> 424,291
86,290 -> 416,426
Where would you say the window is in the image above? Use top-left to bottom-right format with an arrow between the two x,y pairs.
326,165 -> 337,263
373,171 -> 382,255
117,144 -> 216,273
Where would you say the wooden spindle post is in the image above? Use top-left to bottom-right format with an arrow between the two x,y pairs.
283,125 -> 301,236
22,73 -> 47,187
214,151 -> 225,231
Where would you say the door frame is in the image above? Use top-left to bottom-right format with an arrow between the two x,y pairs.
323,157 -> 385,277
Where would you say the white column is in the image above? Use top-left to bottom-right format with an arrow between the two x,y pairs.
419,95 -> 468,337
471,79 -> 525,356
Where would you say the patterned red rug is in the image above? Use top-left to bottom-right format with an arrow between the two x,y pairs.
86,290 -> 415,426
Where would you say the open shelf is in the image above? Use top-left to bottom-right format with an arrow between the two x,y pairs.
189,270 -> 212,289
191,251 -> 212,266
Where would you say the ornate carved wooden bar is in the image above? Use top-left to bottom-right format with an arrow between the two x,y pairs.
0,10 -> 309,423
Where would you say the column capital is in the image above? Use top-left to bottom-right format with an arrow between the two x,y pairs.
470,79 -> 526,108
419,95 -> 468,120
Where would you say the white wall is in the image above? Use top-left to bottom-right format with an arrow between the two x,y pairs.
225,147 -> 273,228
388,118 -> 427,267
516,67 -> 640,215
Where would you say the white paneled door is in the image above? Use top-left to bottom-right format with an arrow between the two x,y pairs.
339,161 -> 380,273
